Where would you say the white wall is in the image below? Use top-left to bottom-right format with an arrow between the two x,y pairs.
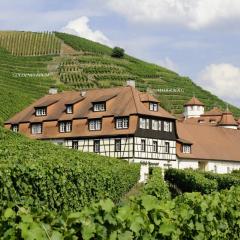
184,106 -> 204,118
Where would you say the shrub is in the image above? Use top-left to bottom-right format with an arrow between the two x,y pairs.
111,47 -> 125,58
165,168 -> 218,194
142,168 -> 170,201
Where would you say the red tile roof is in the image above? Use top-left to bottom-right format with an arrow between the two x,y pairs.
184,97 -> 204,106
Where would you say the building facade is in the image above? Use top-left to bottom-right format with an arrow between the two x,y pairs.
5,84 -> 178,167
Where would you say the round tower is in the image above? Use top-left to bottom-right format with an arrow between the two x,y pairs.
183,96 -> 205,119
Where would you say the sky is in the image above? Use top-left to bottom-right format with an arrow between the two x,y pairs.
1,0 -> 240,107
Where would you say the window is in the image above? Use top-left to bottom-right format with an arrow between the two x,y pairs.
66,105 -> 73,114
149,102 -> 158,111
89,119 -> 102,131
94,140 -> 100,153
141,139 -> 146,152
182,144 -> 191,153
72,141 -> 78,150
153,141 -> 158,153
152,120 -> 161,130
165,142 -> 170,153
164,121 -> 172,132
93,102 -> 105,112
35,107 -> 47,116
140,118 -> 150,129
214,165 -> 217,173
116,117 -> 129,129
31,123 -> 42,134
59,121 -> 72,133
12,124 -> 19,133
115,139 -> 121,152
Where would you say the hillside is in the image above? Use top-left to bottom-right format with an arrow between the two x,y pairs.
0,30 -> 239,121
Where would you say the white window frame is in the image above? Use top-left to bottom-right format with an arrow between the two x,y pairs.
72,140 -> 78,150
89,119 -> 102,131
59,121 -> 72,133
35,107 -> 47,116
152,120 -> 161,130
12,124 -> 19,133
115,139 -> 121,152
116,118 -> 129,129
164,121 -> 172,132
93,102 -> 105,112
94,140 -> 100,153
66,105 -> 73,114
31,123 -> 42,134
140,118 -> 150,129
153,141 -> 158,153
149,102 -> 158,111
183,144 -> 191,154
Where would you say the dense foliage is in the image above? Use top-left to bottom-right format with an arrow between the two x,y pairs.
111,47 -> 125,58
0,128 -> 140,212
142,168 -> 170,201
201,171 -> 240,190
1,185 -> 240,239
165,168 -> 218,194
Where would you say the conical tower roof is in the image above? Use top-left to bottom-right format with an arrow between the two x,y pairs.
218,108 -> 238,126
184,96 -> 204,107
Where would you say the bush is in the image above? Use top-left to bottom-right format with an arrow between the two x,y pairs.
165,168 -> 218,194
142,168 -> 170,201
2,186 -> 240,239
202,171 -> 240,190
111,47 -> 125,58
0,127 -> 140,212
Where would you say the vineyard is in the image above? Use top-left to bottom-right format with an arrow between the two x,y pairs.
0,31 -> 239,120
1,157 -> 240,239
0,48 -> 55,120
0,31 -> 61,56
55,32 -> 240,116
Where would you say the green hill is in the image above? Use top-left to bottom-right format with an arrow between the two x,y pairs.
0,30 -> 239,121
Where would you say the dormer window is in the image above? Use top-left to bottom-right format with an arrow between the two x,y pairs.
35,107 -> 47,116
12,124 -> 19,133
140,118 -> 150,129
93,102 -> 105,112
66,105 -> 73,114
59,121 -> 72,133
31,123 -> 42,134
149,102 -> 158,111
116,117 -> 129,129
89,119 -> 102,131
182,144 -> 191,154
163,121 -> 172,132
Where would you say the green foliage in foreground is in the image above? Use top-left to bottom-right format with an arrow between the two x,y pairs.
0,128 -> 140,212
1,185 -> 240,239
165,168 -> 218,194
142,168 -> 170,201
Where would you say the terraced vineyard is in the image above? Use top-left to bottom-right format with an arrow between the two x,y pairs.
0,48 -> 55,120
0,31 -> 240,121
55,32 -> 240,116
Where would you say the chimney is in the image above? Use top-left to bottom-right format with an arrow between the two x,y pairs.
49,87 -> 58,95
80,91 -> 86,97
126,80 -> 135,88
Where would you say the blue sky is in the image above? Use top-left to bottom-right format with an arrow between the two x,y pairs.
1,0 -> 240,107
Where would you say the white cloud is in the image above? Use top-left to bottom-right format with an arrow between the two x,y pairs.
157,57 -> 179,72
197,63 -> 240,105
107,0 -> 240,29
61,16 -> 112,46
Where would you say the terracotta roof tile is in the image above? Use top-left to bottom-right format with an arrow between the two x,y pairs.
184,96 -> 204,106
218,110 -> 238,126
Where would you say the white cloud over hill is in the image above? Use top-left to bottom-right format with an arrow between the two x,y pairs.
197,63 -> 240,105
61,16 -> 112,46
107,0 -> 240,29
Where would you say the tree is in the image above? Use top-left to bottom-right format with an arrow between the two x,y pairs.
111,47 -> 125,58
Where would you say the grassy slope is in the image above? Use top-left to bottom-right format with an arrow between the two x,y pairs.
55,32 -> 240,117
0,31 -> 239,121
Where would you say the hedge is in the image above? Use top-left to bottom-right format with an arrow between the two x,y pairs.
165,168 -> 218,194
